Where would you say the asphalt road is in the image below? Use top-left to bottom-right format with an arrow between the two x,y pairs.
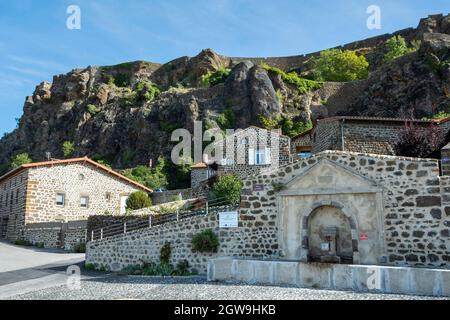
0,240 -> 85,298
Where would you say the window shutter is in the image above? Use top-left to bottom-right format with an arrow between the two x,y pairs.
248,148 -> 255,165
265,148 -> 271,164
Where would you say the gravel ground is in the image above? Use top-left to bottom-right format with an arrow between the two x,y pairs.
9,275 -> 449,300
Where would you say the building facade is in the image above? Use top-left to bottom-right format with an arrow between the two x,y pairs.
0,157 -> 151,248
291,116 -> 450,157
191,126 -> 291,187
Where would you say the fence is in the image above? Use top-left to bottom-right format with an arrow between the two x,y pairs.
88,197 -> 237,242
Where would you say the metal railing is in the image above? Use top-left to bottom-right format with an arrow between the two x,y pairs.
89,197 -> 238,242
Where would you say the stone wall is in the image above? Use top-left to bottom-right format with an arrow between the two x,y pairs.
0,171 -> 28,241
231,27 -> 416,71
86,151 -> 450,273
22,220 -> 87,250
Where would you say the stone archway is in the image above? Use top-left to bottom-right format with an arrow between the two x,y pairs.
301,201 -> 359,264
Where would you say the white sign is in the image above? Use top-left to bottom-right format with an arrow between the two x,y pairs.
320,243 -> 330,251
219,211 -> 238,228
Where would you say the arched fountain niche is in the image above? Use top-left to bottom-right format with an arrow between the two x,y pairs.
306,205 -> 355,264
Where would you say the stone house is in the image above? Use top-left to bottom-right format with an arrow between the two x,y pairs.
191,126 -> 291,187
0,157 -> 152,248
291,116 -> 450,158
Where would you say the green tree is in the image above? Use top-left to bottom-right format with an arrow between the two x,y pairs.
10,153 -> 32,169
382,35 -> 415,64
212,175 -> 243,205
62,141 -> 75,158
126,191 -> 152,211
309,49 -> 369,82
216,107 -> 235,130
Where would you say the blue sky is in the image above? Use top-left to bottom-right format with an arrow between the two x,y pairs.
0,0 -> 449,136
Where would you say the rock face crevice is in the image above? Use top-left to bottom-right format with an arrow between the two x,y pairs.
1,15 -> 450,170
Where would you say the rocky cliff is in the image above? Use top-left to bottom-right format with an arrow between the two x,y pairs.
1,14 -> 449,174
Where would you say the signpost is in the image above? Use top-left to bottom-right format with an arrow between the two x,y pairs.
219,211 -> 238,228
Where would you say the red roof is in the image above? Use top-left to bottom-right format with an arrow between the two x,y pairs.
0,157 -> 152,193
191,162 -> 208,169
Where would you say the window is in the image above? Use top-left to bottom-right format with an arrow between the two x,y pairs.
56,193 -> 65,206
105,192 -> 111,201
249,148 -> 271,166
80,196 -> 89,208
296,146 -> 312,160
255,149 -> 266,165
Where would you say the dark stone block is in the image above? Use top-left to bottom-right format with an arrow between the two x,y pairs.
405,254 -> 419,262
416,171 -> 428,177
389,254 -> 404,262
416,196 -> 441,207
428,254 -> 440,262
405,189 -> 419,196
445,207 -> 450,216
430,209 -> 442,219
406,163 -> 418,170
413,230 -> 425,238
426,179 -> 440,186
440,229 -> 449,237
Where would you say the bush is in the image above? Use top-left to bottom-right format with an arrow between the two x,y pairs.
308,49 -> 369,82
126,191 -> 152,211
86,104 -> 99,116
62,141 -> 75,158
135,80 -> 161,103
14,239 -> 32,246
114,73 -> 130,87
174,260 -> 190,275
393,122 -> 441,158
122,158 -> 168,190
36,242 -> 45,248
192,229 -> 219,253
216,107 -> 235,130
212,175 -> 243,205
262,63 -> 323,94
201,67 -> 231,87
258,115 -> 312,137
84,263 -> 96,270
382,35 -> 416,64
160,242 -> 172,265
73,242 -> 86,253
10,153 -> 32,169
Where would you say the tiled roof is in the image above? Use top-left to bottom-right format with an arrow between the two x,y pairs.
0,157 -> 153,193
317,116 -> 450,124
191,162 -> 208,169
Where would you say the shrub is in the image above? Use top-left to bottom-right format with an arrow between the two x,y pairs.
10,153 -> 32,169
216,107 -> 235,130
14,239 -> 32,246
73,242 -> 86,253
84,263 -> 96,270
135,80 -> 161,103
122,158 -> 168,190
62,141 -> 75,158
258,115 -> 312,137
262,63 -> 323,94
192,229 -> 219,253
382,35 -> 416,64
160,242 -> 172,265
86,104 -> 99,116
201,67 -> 231,87
174,260 -> 190,275
308,49 -> 369,82
126,191 -> 152,211
212,174 -> 243,205
114,73 -> 130,87
36,242 -> 45,248
393,122 -> 441,158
